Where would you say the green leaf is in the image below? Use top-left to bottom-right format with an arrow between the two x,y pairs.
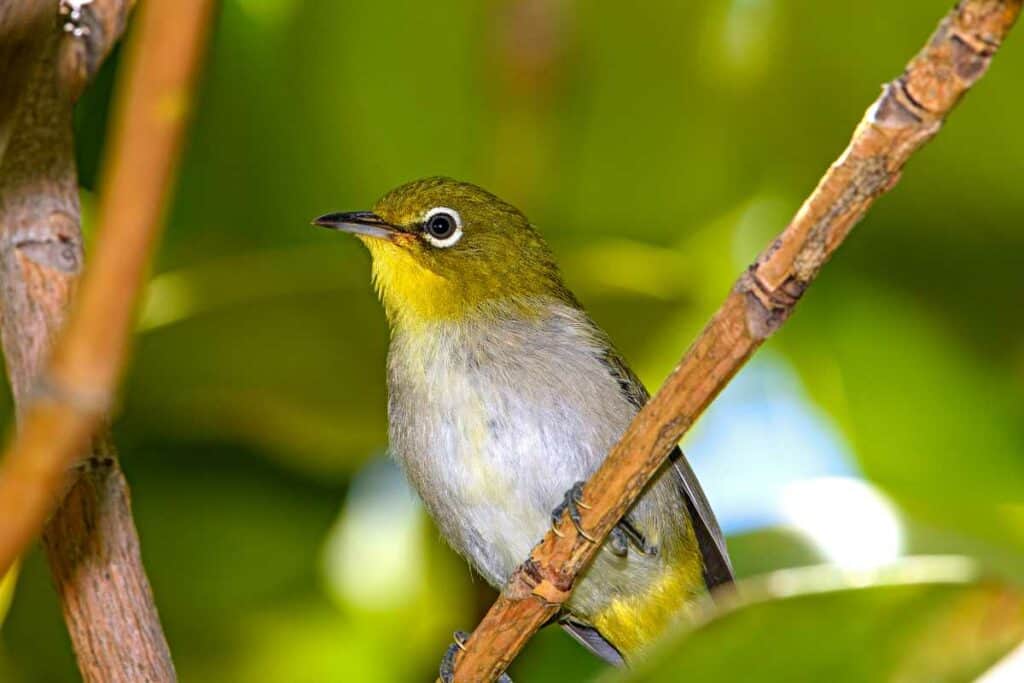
614,561 -> 1024,683
779,282 -> 1024,562
0,562 -> 18,630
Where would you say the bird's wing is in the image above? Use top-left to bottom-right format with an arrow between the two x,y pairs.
668,445 -> 734,588
598,345 -> 735,590
559,617 -> 626,667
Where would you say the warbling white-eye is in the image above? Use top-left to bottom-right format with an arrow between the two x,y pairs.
314,177 -> 732,677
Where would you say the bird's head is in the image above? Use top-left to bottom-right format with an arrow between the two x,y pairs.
314,177 -> 569,326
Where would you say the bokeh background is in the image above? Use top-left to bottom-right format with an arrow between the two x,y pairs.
2,0 -> 1024,680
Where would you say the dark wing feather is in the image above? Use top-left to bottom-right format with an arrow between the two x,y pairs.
599,345 -> 735,589
560,618 -> 626,667
669,446 -> 734,588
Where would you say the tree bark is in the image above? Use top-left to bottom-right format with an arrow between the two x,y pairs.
57,0 -> 136,101
447,1 -> 1024,680
0,2 -> 52,162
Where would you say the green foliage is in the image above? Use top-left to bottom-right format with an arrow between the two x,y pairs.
0,563 -> 17,629
617,567 -> 1024,683
2,0 -> 1023,680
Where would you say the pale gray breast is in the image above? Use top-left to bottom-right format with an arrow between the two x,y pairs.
386,302 -> 654,587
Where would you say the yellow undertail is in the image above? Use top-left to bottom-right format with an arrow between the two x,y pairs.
590,544 -> 706,659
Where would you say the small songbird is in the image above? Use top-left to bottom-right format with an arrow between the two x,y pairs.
314,177 -> 733,673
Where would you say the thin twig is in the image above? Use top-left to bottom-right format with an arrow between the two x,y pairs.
0,0 -> 215,601
448,1 -> 1022,680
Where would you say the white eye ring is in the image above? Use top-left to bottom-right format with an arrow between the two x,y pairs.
422,206 -> 463,248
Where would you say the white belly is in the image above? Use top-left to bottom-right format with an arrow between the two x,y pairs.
386,305 -> 637,586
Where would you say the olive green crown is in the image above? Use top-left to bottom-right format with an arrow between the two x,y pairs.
366,177 -> 575,323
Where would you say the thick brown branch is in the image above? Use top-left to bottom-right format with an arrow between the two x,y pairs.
42,439 -> 176,682
0,0 -> 214,636
0,1 -> 134,163
0,3 -> 54,163
58,0 -> 137,100
449,1 -> 1023,680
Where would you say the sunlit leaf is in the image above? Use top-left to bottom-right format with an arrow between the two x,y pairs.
779,283 -> 1024,561
0,562 -> 18,630
615,561 -> 1024,683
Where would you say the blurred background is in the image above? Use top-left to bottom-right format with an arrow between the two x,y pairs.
2,0 -> 1024,680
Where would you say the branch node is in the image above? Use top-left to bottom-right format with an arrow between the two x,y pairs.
531,577 -> 573,605
74,453 -> 117,473
873,80 -> 925,127
11,212 -> 83,273
742,270 -> 805,340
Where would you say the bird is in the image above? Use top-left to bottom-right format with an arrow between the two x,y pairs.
313,177 -> 733,676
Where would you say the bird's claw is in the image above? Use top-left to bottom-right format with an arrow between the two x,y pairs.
608,525 -> 629,556
608,519 -> 658,558
440,630 -> 513,683
439,631 -> 468,683
550,482 -> 657,557
551,481 -> 596,542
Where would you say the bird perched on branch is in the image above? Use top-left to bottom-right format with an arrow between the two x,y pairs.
314,177 -> 732,677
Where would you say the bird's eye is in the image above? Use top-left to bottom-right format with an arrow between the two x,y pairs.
422,207 -> 463,248
426,214 -> 455,239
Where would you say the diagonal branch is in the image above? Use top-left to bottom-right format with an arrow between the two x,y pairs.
0,0 -> 214,660
448,1 -> 1023,680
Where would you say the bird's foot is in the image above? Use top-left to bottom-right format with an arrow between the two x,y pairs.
551,481 -> 595,541
551,481 -> 657,557
608,518 -> 658,558
440,631 -> 513,683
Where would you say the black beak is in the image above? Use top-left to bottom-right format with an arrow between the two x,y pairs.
311,211 -> 398,241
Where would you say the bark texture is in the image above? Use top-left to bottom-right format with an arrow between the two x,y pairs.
57,0 -> 136,100
448,2 -> 1024,680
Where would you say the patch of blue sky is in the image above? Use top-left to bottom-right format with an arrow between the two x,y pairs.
684,352 -> 860,535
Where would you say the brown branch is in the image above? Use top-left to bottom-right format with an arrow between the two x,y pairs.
448,1 -> 1023,680
0,4 -> 214,681
42,438 -> 177,682
57,0 -> 137,100
0,3 -> 54,162
0,1 -> 134,164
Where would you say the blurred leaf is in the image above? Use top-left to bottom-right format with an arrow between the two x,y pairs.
123,251 -> 391,477
779,282 -> 1024,559
724,527 -> 823,579
509,625 -> 605,683
0,549 -> 76,681
616,562 -> 1024,683
0,562 -> 18,629
98,446 -> 477,683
